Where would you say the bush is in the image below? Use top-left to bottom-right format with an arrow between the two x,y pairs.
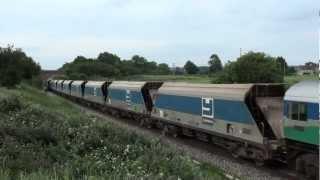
0,46 -> 41,88
68,73 -> 88,80
61,53 -> 173,79
212,52 -> 283,83
22,76 -> 43,89
1,68 -> 21,88
0,96 -> 22,113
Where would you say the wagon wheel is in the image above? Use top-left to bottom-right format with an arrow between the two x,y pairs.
305,158 -> 319,180
254,158 -> 265,167
139,118 -> 145,127
161,125 -> 169,136
172,131 -> 178,138
231,148 -> 241,159
156,121 -> 164,129
306,164 -> 318,180
254,153 -> 265,167
146,119 -> 153,129
295,156 -> 306,174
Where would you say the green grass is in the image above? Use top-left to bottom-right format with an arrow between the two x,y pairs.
123,74 -> 211,83
284,74 -> 318,86
0,85 -> 227,180
124,74 -> 318,86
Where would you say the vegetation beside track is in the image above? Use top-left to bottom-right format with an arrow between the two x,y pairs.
0,85 -> 226,180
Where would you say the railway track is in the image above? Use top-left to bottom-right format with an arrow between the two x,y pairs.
49,92 -> 304,180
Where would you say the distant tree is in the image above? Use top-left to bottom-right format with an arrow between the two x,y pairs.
184,61 -> 199,74
73,56 -> 88,64
130,55 -> 159,74
132,55 -> 148,66
2,67 -> 21,87
214,52 -> 283,83
62,52 -> 179,78
208,54 -> 223,74
145,61 -> 158,74
198,66 -> 209,75
286,66 -> 297,75
157,63 -> 171,75
67,73 -> 88,80
275,56 -> 288,75
97,52 -> 121,66
0,45 -> 40,87
305,61 -> 318,70
131,55 -> 149,74
95,62 -> 120,77
119,60 -> 140,76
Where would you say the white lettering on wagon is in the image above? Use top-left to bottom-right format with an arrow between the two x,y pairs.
125,90 -> 131,106
93,87 -> 97,96
202,97 -> 214,119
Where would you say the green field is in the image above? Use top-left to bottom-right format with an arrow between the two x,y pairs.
284,74 -> 318,86
122,74 -> 317,86
0,85 -> 226,180
122,74 -> 212,83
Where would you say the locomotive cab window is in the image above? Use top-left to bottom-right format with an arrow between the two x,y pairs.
290,102 -> 307,121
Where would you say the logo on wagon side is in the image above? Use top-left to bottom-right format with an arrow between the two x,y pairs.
202,97 -> 214,118
93,87 -> 97,96
125,90 -> 131,105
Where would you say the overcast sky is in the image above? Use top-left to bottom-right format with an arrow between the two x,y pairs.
1,0 -> 319,70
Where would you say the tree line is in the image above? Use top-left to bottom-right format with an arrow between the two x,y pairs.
206,52 -> 295,83
0,44 -> 296,86
62,51 -> 295,83
182,52 -> 294,83
61,52 -> 171,80
0,45 -> 41,87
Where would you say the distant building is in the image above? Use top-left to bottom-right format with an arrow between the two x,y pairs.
293,62 -> 319,76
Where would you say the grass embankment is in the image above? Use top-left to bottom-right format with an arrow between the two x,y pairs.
0,85 -> 226,180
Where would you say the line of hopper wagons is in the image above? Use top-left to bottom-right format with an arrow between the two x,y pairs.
47,79 -> 319,179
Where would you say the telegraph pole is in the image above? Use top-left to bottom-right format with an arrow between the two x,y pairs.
172,63 -> 175,76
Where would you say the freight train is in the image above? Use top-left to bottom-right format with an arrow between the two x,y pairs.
47,79 -> 319,179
